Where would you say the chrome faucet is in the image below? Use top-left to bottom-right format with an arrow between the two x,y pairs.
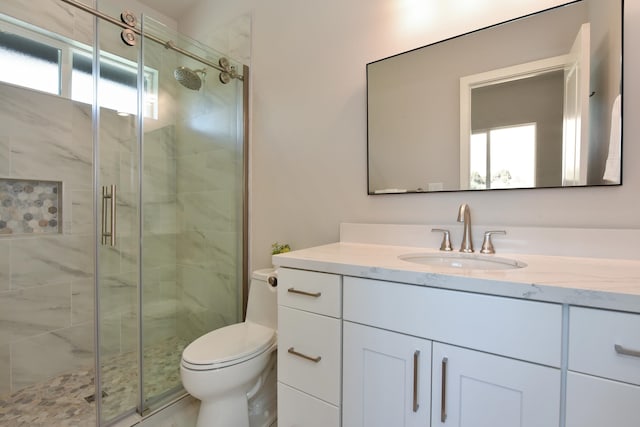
457,203 -> 474,252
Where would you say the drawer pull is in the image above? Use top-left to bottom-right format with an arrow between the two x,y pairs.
413,350 -> 420,412
441,357 -> 448,423
287,287 -> 322,298
615,344 -> 640,358
288,347 -> 322,363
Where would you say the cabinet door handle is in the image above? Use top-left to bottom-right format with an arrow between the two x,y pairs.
441,357 -> 448,423
615,344 -> 640,358
287,287 -> 322,298
413,350 -> 420,412
287,347 -> 322,363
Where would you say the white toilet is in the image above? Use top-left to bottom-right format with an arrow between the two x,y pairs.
181,269 -> 278,427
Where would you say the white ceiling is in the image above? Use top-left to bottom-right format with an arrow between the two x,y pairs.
137,0 -> 200,20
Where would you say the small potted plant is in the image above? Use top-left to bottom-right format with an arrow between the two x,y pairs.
271,242 -> 291,255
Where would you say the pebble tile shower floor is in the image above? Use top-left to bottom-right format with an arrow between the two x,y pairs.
0,338 -> 186,427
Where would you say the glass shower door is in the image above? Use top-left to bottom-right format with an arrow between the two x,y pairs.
94,7 -> 141,423
139,16 -> 245,412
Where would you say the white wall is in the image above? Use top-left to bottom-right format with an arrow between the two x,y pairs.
181,0 -> 640,271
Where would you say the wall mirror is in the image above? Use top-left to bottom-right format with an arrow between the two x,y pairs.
367,0 -> 622,194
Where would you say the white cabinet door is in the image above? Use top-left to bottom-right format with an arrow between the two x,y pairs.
431,343 -> 560,427
566,371 -> 640,427
342,322 -> 432,427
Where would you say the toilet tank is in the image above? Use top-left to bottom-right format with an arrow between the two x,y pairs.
246,268 -> 278,330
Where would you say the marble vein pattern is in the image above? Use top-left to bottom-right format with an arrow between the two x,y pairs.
11,323 -> 94,391
10,234 -> 93,289
0,283 -> 72,343
177,267 -> 238,343
2,89 -> 92,190
176,149 -> 238,194
0,133 -> 9,178
178,190 -> 235,233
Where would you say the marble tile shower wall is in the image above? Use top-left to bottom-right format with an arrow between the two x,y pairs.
0,84 -> 95,396
140,31 -> 243,348
142,125 -> 179,349
140,38 -> 181,358
174,78 -> 243,344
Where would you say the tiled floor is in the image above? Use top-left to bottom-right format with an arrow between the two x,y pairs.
101,337 -> 188,421
0,338 -> 186,427
0,368 -> 96,427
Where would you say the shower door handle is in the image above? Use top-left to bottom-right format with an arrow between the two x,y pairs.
101,185 -> 117,246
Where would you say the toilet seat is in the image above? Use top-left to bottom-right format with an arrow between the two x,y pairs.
182,321 -> 276,371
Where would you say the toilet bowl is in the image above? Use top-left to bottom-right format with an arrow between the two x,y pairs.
181,269 -> 278,427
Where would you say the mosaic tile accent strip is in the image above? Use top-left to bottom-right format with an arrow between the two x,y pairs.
0,179 -> 61,236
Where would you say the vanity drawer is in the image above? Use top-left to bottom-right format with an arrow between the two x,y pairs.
278,268 -> 342,317
343,277 -> 562,367
278,306 -> 341,404
278,382 -> 340,427
569,307 -> 640,385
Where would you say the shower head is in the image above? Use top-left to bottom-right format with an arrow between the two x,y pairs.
174,66 -> 206,91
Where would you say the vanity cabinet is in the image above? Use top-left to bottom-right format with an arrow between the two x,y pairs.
276,263 -> 640,427
565,307 -> 640,427
277,268 -> 342,427
342,322 -> 432,427
342,276 -> 563,427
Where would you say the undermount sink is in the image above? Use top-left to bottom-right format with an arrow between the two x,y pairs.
399,252 -> 526,270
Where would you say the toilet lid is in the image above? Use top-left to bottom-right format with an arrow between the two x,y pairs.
182,322 -> 276,367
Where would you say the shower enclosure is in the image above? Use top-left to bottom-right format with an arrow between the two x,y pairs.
0,0 -> 247,425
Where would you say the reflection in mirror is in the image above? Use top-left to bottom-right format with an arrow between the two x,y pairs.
367,0 -> 622,194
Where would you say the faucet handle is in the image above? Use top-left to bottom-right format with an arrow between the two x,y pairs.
480,230 -> 506,254
432,228 -> 453,251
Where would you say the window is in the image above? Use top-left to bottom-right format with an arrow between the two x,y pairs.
0,31 -> 61,95
470,123 -> 536,190
71,51 -> 157,117
0,15 -> 157,118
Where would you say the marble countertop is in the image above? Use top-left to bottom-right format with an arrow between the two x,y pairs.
273,242 -> 640,313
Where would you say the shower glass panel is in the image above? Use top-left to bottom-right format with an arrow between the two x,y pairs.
0,2 -> 97,426
139,16 -> 245,412
95,3 -> 141,423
